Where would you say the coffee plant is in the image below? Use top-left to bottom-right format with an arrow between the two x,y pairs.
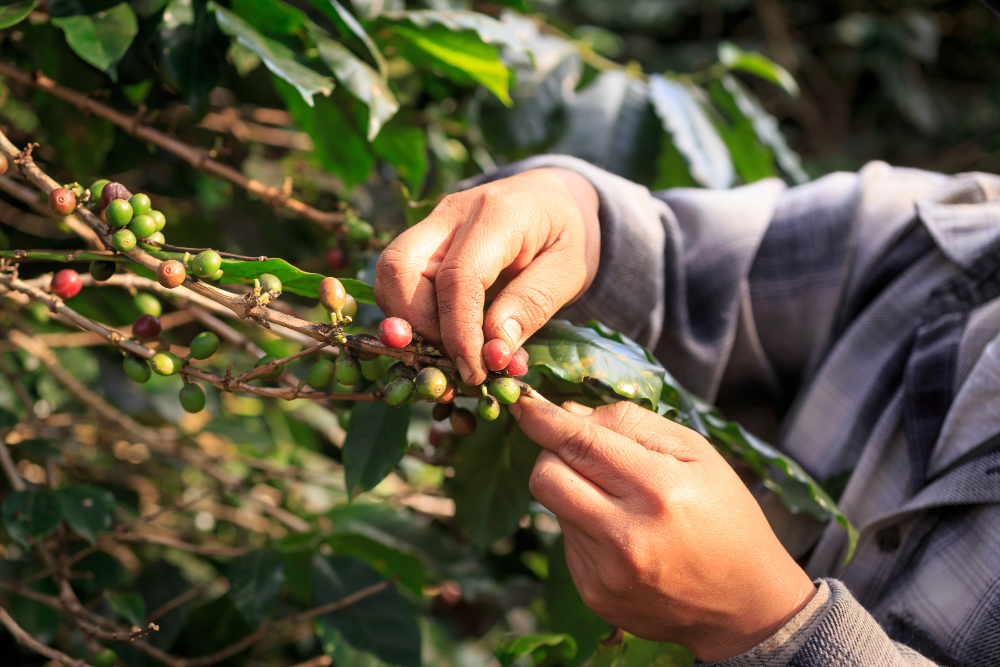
0,2 -> 857,666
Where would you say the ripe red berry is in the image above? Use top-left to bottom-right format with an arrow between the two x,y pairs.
51,269 -> 82,299
156,260 -> 186,288
482,338 -> 512,372
0,154 -> 8,176
132,314 -> 162,339
49,188 -> 77,216
326,247 -> 347,270
100,182 -> 132,209
503,348 -> 529,378
377,317 -> 412,349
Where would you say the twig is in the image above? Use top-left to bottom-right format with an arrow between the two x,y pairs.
146,585 -> 207,624
233,342 -> 328,383
0,603 -> 92,667
199,109 -> 314,150
0,174 -> 101,248
140,240 -> 267,262
118,532 -> 252,557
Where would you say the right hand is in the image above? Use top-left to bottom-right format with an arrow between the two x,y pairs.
373,168 -> 601,384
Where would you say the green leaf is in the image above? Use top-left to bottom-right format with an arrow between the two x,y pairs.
314,34 -> 398,141
228,549 -> 286,626
209,1 -> 333,106
313,554 -> 421,667
371,118 -> 428,193
326,533 -> 425,596
137,561 -> 192,651
213,256 -> 374,303
719,41 -> 798,96
51,2 -> 139,81
2,490 -> 61,545
230,0 -> 308,34
343,401 -> 411,500
524,319 -> 665,408
377,10 -> 526,52
157,0 -> 228,110
449,411 -> 539,549
106,590 -> 146,627
592,635 -> 694,667
0,0 -> 35,29
546,537 -> 612,667
496,634 -> 577,667
56,486 -> 114,543
172,595 -> 252,658
648,75 -> 735,189
705,79 -> 776,184
307,0 -> 388,77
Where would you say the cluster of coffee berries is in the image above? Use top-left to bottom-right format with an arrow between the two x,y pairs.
84,180 -> 169,255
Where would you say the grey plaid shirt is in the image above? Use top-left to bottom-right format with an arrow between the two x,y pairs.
468,157 -> 1000,666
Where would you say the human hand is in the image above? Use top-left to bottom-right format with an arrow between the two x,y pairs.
373,168 -> 600,385
511,398 -> 816,663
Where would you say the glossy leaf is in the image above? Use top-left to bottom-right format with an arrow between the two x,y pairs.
306,0 -> 388,77
312,554 -> 420,667
326,533 -> 425,595
378,10 -> 526,53
591,635 -> 693,667
546,537 -> 612,667
213,256 -> 374,303
157,0 -> 228,110
719,41 -> 798,96
0,0 -> 34,29
56,486 -> 114,543
371,118 -> 428,193
315,35 -> 399,140
705,78 -> 776,184
106,590 -> 146,627
51,2 -> 138,82
138,561 -> 191,651
342,401 -> 411,500
496,633 -> 577,667
228,549 -> 286,626
2,490 -> 61,545
230,0 -> 308,34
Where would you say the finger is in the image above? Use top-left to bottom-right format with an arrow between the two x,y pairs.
514,396 -> 658,496
566,400 -> 711,462
529,450 -> 614,526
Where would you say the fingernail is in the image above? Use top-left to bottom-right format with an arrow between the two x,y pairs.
456,357 -> 472,384
502,319 -> 522,347
509,401 -> 522,419
563,401 -> 594,415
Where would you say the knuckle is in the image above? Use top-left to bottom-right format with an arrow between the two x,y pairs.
516,283 -> 558,324
375,245 -> 410,280
600,401 -> 646,434
553,425 -> 596,469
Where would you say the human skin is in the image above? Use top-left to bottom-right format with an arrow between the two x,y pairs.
373,168 -> 816,661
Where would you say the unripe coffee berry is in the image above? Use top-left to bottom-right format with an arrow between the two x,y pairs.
139,231 -> 164,250
128,214 -> 157,240
349,334 -> 381,361
191,250 -> 222,278
148,210 -> 166,232
258,273 -> 281,295
384,377 -> 415,407
111,229 -> 136,252
134,292 -> 162,317
255,355 -> 283,381
308,360 -> 335,389
415,367 -> 448,400
51,269 -> 82,299
133,314 -> 162,339
94,648 -> 118,667
151,351 -> 182,376
360,359 -> 382,381
436,380 -> 457,404
89,179 -> 110,202
503,348 -> 529,378
179,384 -> 206,413
432,402 -> 453,421
49,188 -> 77,216
105,199 -> 133,227
0,154 -> 8,176
100,182 -> 131,209
189,332 -> 219,360
128,193 -> 151,216
123,356 -> 151,383
327,247 -> 346,270
334,355 -> 362,386
478,394 -> 500,421
450,407 -> 477,436
342,294 -> 358,321
317,277 -> 347,313
386,362 -> 415,383
157,260 -> 186,288
89,260 -> 116,282
348,221 -> 374,244
489,377 -> 521,405
378,318 -> 411,349
482,339 -> 512,372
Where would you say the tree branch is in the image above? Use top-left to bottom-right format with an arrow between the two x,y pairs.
0,603 -> 92,667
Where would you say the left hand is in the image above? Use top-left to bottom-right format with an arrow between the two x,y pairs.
510,397 -> 816,663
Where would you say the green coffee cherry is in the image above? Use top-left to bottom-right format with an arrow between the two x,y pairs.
342,294 -> 358,321
94,648 -> 118,667
89,260 -> 116,282
179,384 -> 206,413
360,358 -> 382,382
211,269 -> 224,281
139,231 -> 164,250
150,351 -> 182,376
111,229 -> 136,252
415,367 -> 448,400
134,292 -> 162,317
148,210 -> 166,232
334,355 -> 362,386
489,377 -> 521,405
105,199 -> 133,227
255,355 -> 284,381
123,356 -> 151,383
189,332 -> 219,360
384,377 -> 414,407
308,360 -> 335,389
89,180 -> 110,203
258,273 -> 281,295
348,221 -> 374,244
478,394 -> 500,421
191,250 -> 222,278
386,362 -> 415,383
128,214 -> 157,240
128,193 -> 151,216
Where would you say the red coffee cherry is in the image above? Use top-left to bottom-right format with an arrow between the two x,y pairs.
100,182 -> 132,209
326,247 -> 347,270
49,188 -> 77,216
377,317 -> 412,349
132,314 -> 162,339
51,269 -> 82,299
450,407 -> 477,436
482,338 -> 512,372
156,260 -> 186,288
0,154 -> 8,175
503,348 -> 529,378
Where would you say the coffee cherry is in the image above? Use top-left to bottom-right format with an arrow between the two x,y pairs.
90,180 -> 109,202
133,292 -> 162,317
429,427 -> 444,447
482,339 -> 512,372
94,648 -> 118,667
450,407 -> 477,436
138,231 -> 164,250
123,356 -> 151,383
49,188 -> 77,216
189,331 -> 219,360
191,250 -> 222,278
349,335 -> 381,361
128,214 -> 157,240
111,228 -> 136,252
157,260 -> 186,288
89,260 -> 116,282
415,367 -> 448,400
211,269 -> 224,281
128,193 -> 151,216
432,402 -> 453,421
150,351 -> 182,376
478,394 -> 500,421
179,384 -> 206,413
384,377 -> 415,407
327,247 -> 346,270
342,295 -> 358,321
100,182 -> 131,209
386,362 -> 415,383
489,377 -> 521,405
348,221 -> 374,244
503,348 -> 529,378
360,359 -> 382,381
317,277 -> 347,313
51,269 -> 82,299
133,314 -> 162,339
436,380 -> 457,404
258,273 -> 281,295
0,154 -> 8,176
255,355 -> 283,381
334,355 -> 362,386
148,210 -> 166,232
307,360 -> 335,389
105,199 -> 133,227
378,318 -> 411,349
